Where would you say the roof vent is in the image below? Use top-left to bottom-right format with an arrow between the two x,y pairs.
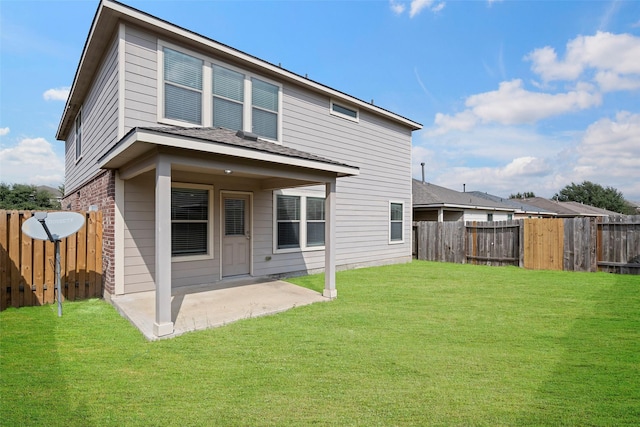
236,130 -> 259,141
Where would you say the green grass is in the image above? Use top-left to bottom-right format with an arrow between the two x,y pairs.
1,261 -> 639,426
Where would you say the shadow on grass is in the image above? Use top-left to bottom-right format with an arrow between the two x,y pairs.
517,273 -> 640,425
0,304 -> 73,425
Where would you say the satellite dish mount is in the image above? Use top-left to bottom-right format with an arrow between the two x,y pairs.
22,212 -> 85,317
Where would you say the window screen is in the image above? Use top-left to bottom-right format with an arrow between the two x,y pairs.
75,111 -> 82,160
277,195 -> 300,249
213,65 -> 244,131
390,202 -> 403,242
164,48 -> 203,124
306,197 -> 325,247
171,188 -> 209,256
332,102 -> 358,119
252,78 -> 278,140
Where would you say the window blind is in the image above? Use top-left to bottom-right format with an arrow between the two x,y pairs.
171,188 -> 209,256
252,78 -> 278,139
164,48 -> 202,124
224,199 -> 245,236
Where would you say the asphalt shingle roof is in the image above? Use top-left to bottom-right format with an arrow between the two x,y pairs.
137,126 -> 356,169
467,191 -> 555,215
517,197 -> 619,217
412,180 -> 514,210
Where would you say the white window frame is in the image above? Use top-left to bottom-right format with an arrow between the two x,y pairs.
171,182 -> 214,263
389,201 -> 404,244
158,41 -> 210,128
74,109 -> 82,163
330,100 -> 359,123
273,189 -> 325,254
157,41 -> 283,143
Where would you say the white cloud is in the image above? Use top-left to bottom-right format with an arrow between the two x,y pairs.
417,113 -> 640,201
594,71 -> 640,92
391,0 -> 445,18
431,111 -> 478,135
467,80 -> 601,124
526,32 -> 640,91
429,79 -> 601,134
43,87 -> 70,101
410,0 -> 434,17
573,111 -> 640,182
0,137 -> 64,186
0,127 -> 9,136
389,0 -> 406,15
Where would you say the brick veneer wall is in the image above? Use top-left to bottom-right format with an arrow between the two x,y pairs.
62,170 -> 116,296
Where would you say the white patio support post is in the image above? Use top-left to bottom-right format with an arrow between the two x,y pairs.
154,156 -> 174,336
323,179 -> 337,299
438,208 -> 444,222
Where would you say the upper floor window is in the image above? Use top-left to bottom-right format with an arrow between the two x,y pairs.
163,48 -> 203,124
212,64 -> 244,131
74,110 -> 82,161
330,100 -> 359,122
252,78 -> 279,140
159,42 -> 282,142
487,213 -> 494,222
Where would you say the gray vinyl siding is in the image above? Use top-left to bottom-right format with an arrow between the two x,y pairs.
115,25 -> 412,289
124,174 -> 155,293
65,34 -> 119,192
280,85 -> 413,269
123,26 -> 158,131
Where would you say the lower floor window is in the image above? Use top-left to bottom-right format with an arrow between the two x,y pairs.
171,186 -> 210,256
390,202 -> 403,243
275,193 -> 325,251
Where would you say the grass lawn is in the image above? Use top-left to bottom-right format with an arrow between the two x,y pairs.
1,261 -> 639,426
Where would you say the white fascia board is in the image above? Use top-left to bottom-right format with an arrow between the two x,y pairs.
99,129 -> 360,177
416,203 -> 515,212
103,0 -> 421,131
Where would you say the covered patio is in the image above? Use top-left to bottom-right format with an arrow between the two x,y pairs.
111,276 -> 327,340
99,126 -> 359,338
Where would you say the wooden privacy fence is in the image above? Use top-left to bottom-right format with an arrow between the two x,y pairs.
414,216 -> 640,274
0,210 -> 103,310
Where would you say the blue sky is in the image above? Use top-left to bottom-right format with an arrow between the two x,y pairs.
1,0 -> 639,201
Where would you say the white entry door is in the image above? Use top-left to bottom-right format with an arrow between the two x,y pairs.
222,194 -> 251,277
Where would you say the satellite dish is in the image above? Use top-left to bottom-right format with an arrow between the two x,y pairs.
22,211 -> 85,241
21,211 -> 86,317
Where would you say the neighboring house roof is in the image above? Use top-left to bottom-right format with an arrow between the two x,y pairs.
519,197 -> 618,217
468,191 -> 556,216
562,201 -> 621,217
56,0 -> 422,141
36,185 -> 63,199
412,180 -> 515,212
626,200 -> 640,213
99,126 -> 359,177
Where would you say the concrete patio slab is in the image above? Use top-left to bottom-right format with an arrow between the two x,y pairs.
110,277 -> 329,340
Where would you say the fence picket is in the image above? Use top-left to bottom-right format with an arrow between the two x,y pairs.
0,210 -> 102,310
0,212 -> 8,310
20,212 -> 33,307
414,216 -> 639,275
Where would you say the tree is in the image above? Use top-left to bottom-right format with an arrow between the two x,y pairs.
509,191 -> 536,199
0,183 -> 61,210
553,181 -> 634,214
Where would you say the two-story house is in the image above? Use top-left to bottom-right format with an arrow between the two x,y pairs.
57,0 -> 421,337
